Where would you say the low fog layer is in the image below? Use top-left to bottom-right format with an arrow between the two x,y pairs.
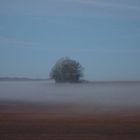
0,81 -> 140,113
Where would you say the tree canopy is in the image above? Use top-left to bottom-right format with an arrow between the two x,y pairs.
50,57 -> 83,83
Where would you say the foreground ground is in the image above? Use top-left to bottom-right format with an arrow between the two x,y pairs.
0,81 -> 140,139
0,102 -> 140,140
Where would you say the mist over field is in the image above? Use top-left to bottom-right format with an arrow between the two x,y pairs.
0,81 -> 140,114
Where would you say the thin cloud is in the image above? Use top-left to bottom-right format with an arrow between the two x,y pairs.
0,0 -> 139,17
69,0 -> 140,11
0,37 -> 38,48
46,47 -> 140,54
0,37 -> 140,53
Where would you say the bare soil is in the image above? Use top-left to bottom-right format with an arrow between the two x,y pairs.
0,103 -> 140,140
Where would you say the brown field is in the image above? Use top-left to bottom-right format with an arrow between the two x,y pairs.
0,103 -> 140,140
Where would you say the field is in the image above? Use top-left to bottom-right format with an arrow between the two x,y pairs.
0,81 -> 140,139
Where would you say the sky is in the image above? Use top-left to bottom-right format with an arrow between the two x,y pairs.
0,0 -> 140,81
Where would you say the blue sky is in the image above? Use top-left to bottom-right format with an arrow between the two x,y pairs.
0,0 -> 140,81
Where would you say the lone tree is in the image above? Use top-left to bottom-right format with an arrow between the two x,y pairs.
50,57 -> 83,83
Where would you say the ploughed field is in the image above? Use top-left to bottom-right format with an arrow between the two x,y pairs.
0,81 -> 140,139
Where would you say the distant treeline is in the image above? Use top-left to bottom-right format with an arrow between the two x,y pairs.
0,77 -> 49,81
